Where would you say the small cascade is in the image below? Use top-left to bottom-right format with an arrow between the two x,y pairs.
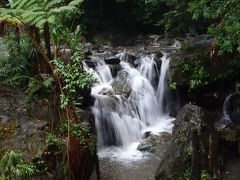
222,94 -> 231,121
138,54 -> 159,88
156,53 -> 170,115
218,94 -> 232,129
88,51 -> 174,152
92,56 -> 113,84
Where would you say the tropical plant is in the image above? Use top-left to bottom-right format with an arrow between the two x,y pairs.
53,51 -> 97,109
0,1 -> 97,178
25,75 -> 54,101
188,0 -> 240,54
0,0 -> 84,70
0,150 -> 36,179
0,31 -> 34,86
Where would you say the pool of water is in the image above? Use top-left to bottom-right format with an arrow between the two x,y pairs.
91,142 -> 168,180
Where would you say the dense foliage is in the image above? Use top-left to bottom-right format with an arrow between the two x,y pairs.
0,151 -> 36,179
188,0 -> 240,53
0,31 -> 34,86
0,1 -> 97,179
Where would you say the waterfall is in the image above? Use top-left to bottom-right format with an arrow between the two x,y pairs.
216,94 -> 232,130
88,51 -> 173,150
156,53 -> 170,115
222,94 -> 231,121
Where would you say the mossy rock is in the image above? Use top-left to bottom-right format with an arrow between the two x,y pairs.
0,119 -> 19,139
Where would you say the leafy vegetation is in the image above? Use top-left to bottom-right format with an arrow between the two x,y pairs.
53,52 -> 96,108
0,151 -> 36,179
59,120 -> 96,153
0,31 -> 34,86
181,60 -> 209,89
201,170 -> 213,180
188,0 -> 240,54
0,1 -> 97,179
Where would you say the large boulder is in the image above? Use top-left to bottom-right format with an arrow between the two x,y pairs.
155,104 -> 220,180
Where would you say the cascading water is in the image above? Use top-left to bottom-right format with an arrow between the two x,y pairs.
223,94 -> 231,121
87,50 -> 174,161
216,94 -> 232,129
156,53 -> 170,115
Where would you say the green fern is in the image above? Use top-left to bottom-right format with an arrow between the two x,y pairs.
0,0 -> 83,29
0,32 -> 33,86
0,151 -> 36,179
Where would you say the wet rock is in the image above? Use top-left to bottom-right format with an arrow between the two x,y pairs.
182,35 -> 213,53
109,64 -> 122,78
122,53 -> 138,67
98,96 -> 119,112
112,71 -> 132,98
143,131 -> 151,138
137,143 -> 152,152
94,51 -> 113,59
104,56 -> 121,64
158,38 -> 175,47
83,48 -> 92,57
153,53 -> 162,71
155,104 -> 220,180
84,59 -> 97,69
138,132 -> 171,154
84,42 -> 93,49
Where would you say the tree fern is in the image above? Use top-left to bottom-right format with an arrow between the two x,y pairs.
1,0 -> 83,29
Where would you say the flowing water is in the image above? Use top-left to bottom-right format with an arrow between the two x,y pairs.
216,94 -> 232,129
86,49 -> 176,179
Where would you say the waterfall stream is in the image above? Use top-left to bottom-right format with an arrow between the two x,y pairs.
86,50 -> 174,162
216,94 -> 232,129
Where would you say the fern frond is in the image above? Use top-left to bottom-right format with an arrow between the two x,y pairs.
68,0 -> 83,7
50,5 -> 77,14
45,0 -> 64,10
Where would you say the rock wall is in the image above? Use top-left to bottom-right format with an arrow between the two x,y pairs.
155,104 -> 220,179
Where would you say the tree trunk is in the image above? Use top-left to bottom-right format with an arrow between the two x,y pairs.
44,22 -> 52,60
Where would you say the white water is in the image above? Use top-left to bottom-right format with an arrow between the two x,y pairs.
222,94 -> 231,121
157,53 -> 170,115
88,52 -> 174,161
220,94 -> 232,128
216,94 -> 232,129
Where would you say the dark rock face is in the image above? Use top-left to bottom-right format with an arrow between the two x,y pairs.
120,53 -> 139,67
84,59 -> 98,69
0,87 -> 49,159
109,64 -> 122,78
155,104 -> 220,180
104,56 -> 121,64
